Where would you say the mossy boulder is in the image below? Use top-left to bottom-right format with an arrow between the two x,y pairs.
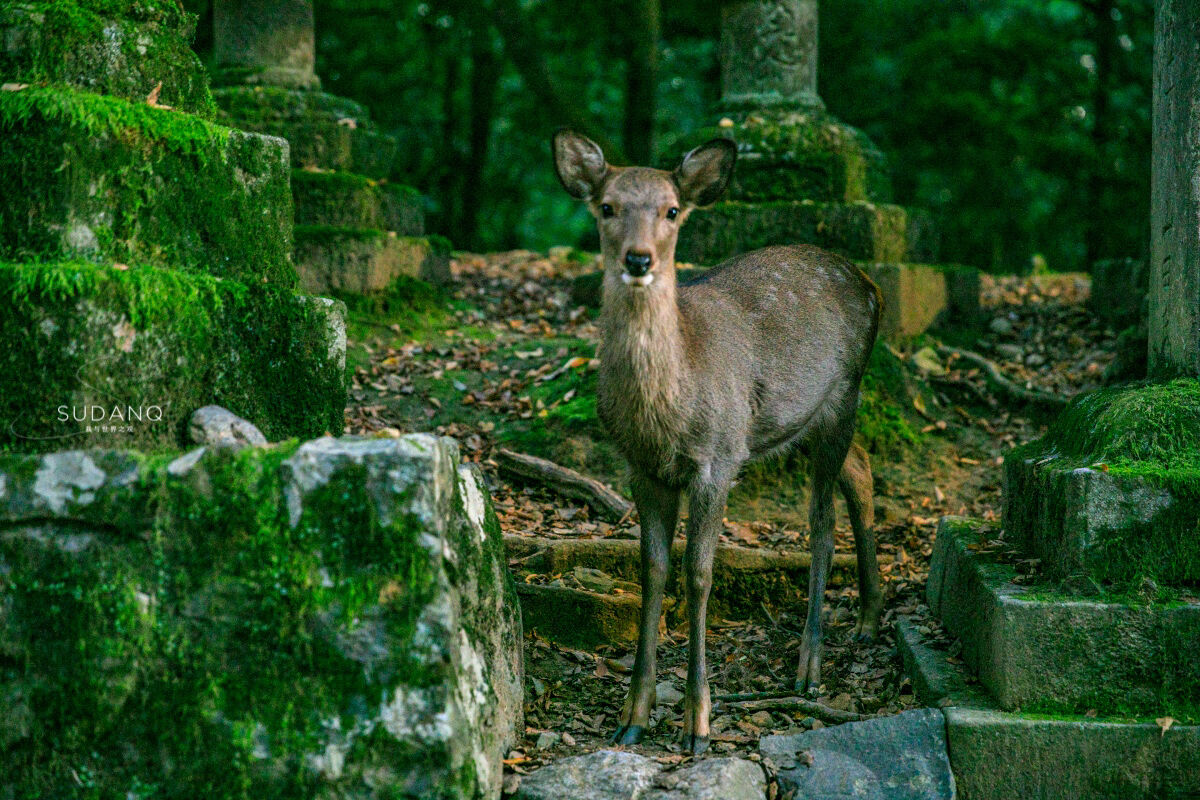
0,260 -> 345,451
0,86 -> 296,287
676,200 -> 934,266
295,227 -> 451,293
0,0 -> 214,116
1003,380 -> 1200,586
0,434 -> 523,799
292,170 -> 424,234
928,517 -> 1200,716
676,110 -> 893,204
212,86 -> 398,178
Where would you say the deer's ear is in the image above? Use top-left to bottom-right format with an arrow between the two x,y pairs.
675,138 -> 737,207
552,128 -> 608,200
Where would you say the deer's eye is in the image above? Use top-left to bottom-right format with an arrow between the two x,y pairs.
666,206 -> 679,221
600,203 -> 615,218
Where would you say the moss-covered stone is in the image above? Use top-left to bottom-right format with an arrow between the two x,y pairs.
0,434 -> 522,799
294,227 -> 450,294
676,110 -> 893,204
0,86 -> 296,287
292,170 -> 424,234
0,0 -> 214,116
0,260 -> 345,451
927,517 -> 1200,716
212,86 -> 397,178
676,200 -> 931,265
1003,380 -> 1200,586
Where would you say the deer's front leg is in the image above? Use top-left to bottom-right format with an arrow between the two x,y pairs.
611,475 -> 679,746
681,479 -> 727,755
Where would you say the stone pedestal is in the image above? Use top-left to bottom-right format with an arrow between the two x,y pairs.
676,0 -> 976,339
210,0 -> 448,293
0,0 -> 344,451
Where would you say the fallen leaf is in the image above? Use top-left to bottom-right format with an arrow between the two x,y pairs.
2,82 -> 30,91
1157,716 -> 1174,737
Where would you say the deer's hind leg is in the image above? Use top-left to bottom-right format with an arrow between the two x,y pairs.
838,441 -> 883,642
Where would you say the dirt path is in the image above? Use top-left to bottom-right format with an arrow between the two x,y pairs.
342,252 -> 1116,783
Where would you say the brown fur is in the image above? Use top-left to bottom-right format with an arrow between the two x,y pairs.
552,129 -> 884,753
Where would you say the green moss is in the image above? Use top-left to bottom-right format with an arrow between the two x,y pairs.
0,86 -> 296,286
293,225 -> 387,243
0,260 -> 344,451
0,0 -> 214,116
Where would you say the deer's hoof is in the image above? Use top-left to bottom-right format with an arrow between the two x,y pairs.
609,724 -> 645,746
683,734 -> 710,755
793,676 -> 823,696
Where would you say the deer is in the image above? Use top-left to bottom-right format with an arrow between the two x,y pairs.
551,129 -> 884,754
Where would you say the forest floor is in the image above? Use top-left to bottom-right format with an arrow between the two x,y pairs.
341,251 -> 1114,790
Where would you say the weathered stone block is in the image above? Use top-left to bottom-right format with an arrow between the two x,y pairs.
514,750 -> 765,800
677,200 -> 926,265
0,435 -> 523,799
681,111 -> 893,203
0,260 -> 345,451
212,86 -> 397,178
0,86 -> 296,287
294,228 -> 451,294
211,0 -> 318,90
0,0 -> 213,115
927,517 -> 1200,714
760,709 -> 956,800
292,170 -> 425,233
946,707 -> 1200,800
861,263 -> 948,340
1002,380 -> 1200,585
515,582 -> 640,649
1089,258 -> 1148,329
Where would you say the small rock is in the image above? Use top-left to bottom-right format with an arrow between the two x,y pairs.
535,731 -> 561,750
561,732 -> 576,747
574,566 -> 616,594
513,750 -> 660,800
911,347 -> 946,376
188,405 -> 267,447
656,681 -> 684,707
749,711 -> 773,727
990,316 -> 1014,335
994,343 -> 1024,361
1025,353 -> 1046,367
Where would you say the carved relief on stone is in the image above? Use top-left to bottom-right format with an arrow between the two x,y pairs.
720,0 -> 820,109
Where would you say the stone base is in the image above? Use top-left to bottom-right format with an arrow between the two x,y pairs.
1002,380 -> 1200,585
862,263 -> 947,339
0,86 -> 295,287
895,617 -> 1200,800
676,200 -> 936,266
212,86 -> 398,178
927,517 -> 1200,714
294,228 -> 451,294
680,109 -> 893,203
0,260 -> 345,450
0,435 -> 522,799
0,0 -> 213,115
292,170 -> 425,233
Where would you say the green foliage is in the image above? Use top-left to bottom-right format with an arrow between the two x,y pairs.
858,343 -> 923,458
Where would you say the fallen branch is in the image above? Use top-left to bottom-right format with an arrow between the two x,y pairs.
495,449 -> 633,523
937,346 -> 1068,411
715,691 -> 874,724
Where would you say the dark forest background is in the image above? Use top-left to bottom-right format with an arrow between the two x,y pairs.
187,0 -> 1153,274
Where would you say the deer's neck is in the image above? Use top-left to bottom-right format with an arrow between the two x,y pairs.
598,274 -> 689,452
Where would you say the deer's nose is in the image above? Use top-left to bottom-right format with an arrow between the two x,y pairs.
624,251 -> 653,276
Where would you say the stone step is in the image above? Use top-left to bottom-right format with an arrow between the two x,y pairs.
1002,380 -> 1200,586
0,259 -> 345,451
895,617 -> 1200,800
0,86 -> 295,287
212,87 -> 397,178
514,750 -> 765,800
294,227 -> 450,294
927,517 -> 1200,715
0,0 -> 213,115
507,534 -> 886,648
676,200 -> 938,266
292,170 -> 424,234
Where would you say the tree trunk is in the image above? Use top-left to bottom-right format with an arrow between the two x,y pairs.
461,17 -> 502,249
623,0 -> 660,165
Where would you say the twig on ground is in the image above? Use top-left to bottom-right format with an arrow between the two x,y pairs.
715,692 -> 874,724
937,345 -> 1069,411
495,448 -> 634,522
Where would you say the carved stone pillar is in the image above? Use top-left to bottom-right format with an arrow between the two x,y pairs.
720,0 -> 822,111
212,0 -> 320,90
